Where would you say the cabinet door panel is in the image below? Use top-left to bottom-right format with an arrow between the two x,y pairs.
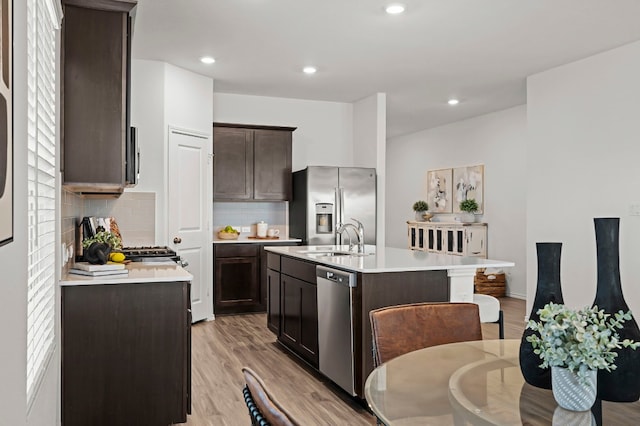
63,5 -> 127,187
280,275 -> 301,347
299,280 -> 319,365
427,227 -> 436,251
408,225 -> 417,249
465,227 -> 487,257
62,282 -> 188,426
214,256 -> 260,313
253,129 -> 292,200
213,127 -> 253,200
267,268 -> 281,335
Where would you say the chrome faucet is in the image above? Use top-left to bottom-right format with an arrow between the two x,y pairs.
337,218 -> 365,253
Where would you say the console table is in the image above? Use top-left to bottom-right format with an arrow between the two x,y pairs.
407,221 -> 487,258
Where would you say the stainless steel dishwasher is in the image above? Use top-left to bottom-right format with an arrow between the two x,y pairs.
316,265 -> 357,396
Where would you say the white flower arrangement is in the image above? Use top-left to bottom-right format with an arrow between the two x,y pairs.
526,302 -> 639,384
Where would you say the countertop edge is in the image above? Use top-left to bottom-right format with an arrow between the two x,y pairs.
59,263 -> 193,286
213,238 -> 302,244
264,245 -> 514,273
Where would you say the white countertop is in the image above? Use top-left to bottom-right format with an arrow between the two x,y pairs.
59,261 -> 193,286
213,236 -> 302,244
264,245 -> 514,273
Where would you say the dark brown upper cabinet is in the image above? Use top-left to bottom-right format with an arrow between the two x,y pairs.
61,1 -> 136,196
213,123 -> 295,201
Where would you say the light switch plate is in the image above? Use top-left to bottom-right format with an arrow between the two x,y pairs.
629,205 -> 640,216
241,226 -> 251,233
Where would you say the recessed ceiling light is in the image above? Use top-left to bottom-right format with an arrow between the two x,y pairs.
200,56 -> 216,64
303,66 -> 317,74
448,99 -> 460,105
385,4 -> 406,14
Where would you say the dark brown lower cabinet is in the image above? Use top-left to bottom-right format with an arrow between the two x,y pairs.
279,257 -> 319,368
266,268 -> 281,334
214,242 -> 300,316
214,244 -> 262,314
62,281 -> 191,426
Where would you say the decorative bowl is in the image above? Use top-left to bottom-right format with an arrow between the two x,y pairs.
422,212 -> 434,222
218,231 -> 239,240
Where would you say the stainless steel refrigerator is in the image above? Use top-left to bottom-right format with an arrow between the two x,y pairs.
289,166 -> 376,245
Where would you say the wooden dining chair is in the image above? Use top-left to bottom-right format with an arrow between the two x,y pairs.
369,302 -> 483,367
242,366 -> 302,426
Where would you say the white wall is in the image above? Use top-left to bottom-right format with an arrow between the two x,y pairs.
212,93 -> 353,171
131,61 -> 213,244
0,0 -> 28,422
165,65 -> 214,136
354,93 -> 387,247
1,1 -> 59,423
527,40 -> 640,316
130,60 -> 165,244
386,106 -> 528,298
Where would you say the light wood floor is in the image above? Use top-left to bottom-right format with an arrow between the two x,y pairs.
184,297 -> 527,426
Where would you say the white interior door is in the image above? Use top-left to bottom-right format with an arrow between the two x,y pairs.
168,127 -> 213,322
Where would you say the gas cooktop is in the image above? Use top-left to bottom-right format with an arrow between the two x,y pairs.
120,246 -> 179,262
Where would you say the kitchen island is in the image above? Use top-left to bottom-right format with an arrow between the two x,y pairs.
59,262 -> 192,426
263,244 -> 514,398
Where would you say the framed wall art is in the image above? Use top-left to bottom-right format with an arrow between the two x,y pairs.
453,164 -> 484,214
426,168 -> 453,213
0,0 -> 12,246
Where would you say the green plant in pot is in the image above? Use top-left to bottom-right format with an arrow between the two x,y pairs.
412,200 -> 430,222
82,231 -> 123,264
526,302 -> 639,411
459,198 -> 479,223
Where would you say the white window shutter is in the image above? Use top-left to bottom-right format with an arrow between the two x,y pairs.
26,0 -> 60,404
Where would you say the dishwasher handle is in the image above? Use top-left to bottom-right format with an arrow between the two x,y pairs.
316,266 -> 356,288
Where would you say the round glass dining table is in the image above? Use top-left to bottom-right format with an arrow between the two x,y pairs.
364,339 -> 640,425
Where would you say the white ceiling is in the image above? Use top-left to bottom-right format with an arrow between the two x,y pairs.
131,0 -> 640,138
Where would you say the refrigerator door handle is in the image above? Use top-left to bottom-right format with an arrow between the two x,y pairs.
334,187 -> 341,243
339,187 -> 345,226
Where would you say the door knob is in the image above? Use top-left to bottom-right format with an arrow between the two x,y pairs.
173,237 -> 182,244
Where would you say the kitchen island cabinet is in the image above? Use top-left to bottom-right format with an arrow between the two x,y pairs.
213,123 -> 295,201
279,256 -> 319,367
266,252 -> 281,334
60,264 -> 192,426
264,245 -> 514,398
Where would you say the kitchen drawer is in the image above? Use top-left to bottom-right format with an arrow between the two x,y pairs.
267,252 -> 281,272
215,244 -> 259,258
281,256 -> 316,284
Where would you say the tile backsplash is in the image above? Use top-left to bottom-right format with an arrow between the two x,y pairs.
83,192 -> 156,247
62,190 -> 156,252
213,202 -> 288,236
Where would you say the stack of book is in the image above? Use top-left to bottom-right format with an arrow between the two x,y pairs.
69,262 -> 128,277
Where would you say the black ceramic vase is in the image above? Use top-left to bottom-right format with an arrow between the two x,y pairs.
519,242 -> 565,389
84,242 -> 112,265
592,217 -> 640,402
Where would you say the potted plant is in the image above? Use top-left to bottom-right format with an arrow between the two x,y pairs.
459,198 -> 479,223
82,231 -> 123,264
412,200 -> 430,221
526,302 -> 639,411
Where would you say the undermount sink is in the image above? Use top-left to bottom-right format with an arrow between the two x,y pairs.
300,249 -> 372,257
